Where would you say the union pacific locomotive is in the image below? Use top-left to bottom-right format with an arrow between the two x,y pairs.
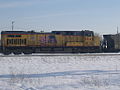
0,30 -> 101,55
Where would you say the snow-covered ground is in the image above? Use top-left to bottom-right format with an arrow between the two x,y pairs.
0,53 -> 120,90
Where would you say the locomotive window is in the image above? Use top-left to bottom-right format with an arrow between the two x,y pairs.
84,32 -> 94,37
85,33 -> 92,36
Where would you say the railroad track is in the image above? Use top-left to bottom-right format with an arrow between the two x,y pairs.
0,53 -> 120,57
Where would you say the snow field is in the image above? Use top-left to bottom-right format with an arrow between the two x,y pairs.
0,54 -> 120,89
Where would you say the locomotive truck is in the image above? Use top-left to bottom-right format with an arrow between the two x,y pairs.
0,30 -> 101,55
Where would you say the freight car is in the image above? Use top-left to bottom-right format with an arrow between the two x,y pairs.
102,33 -> 120,52
0,30 -> 101,55
0,40 -> 1,53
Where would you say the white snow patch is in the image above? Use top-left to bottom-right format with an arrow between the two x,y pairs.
0,54 -> 120,90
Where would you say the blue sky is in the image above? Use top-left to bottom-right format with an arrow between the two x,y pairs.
0,0 -> 120,34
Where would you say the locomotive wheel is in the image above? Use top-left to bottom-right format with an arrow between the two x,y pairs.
23,50 -> 32,54
23,52 -> 32,54
72,48 -> 79,53
13,51 -> 22,55
3,51 -> 11,55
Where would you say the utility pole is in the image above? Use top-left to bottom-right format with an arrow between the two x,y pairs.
12,21 -> 14,31
117,26 -> 119,34
117,26 -> 119,49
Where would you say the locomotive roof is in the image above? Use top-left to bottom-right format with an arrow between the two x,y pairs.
1,31 -> 51,34
52,30 -> 94,36
1,30 -> 94,35
52,30 -> 93,32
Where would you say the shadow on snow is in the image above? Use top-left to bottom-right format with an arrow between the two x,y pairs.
0,70 -> 120,79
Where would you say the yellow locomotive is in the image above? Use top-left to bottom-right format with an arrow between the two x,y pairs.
1,30 -> 100,55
